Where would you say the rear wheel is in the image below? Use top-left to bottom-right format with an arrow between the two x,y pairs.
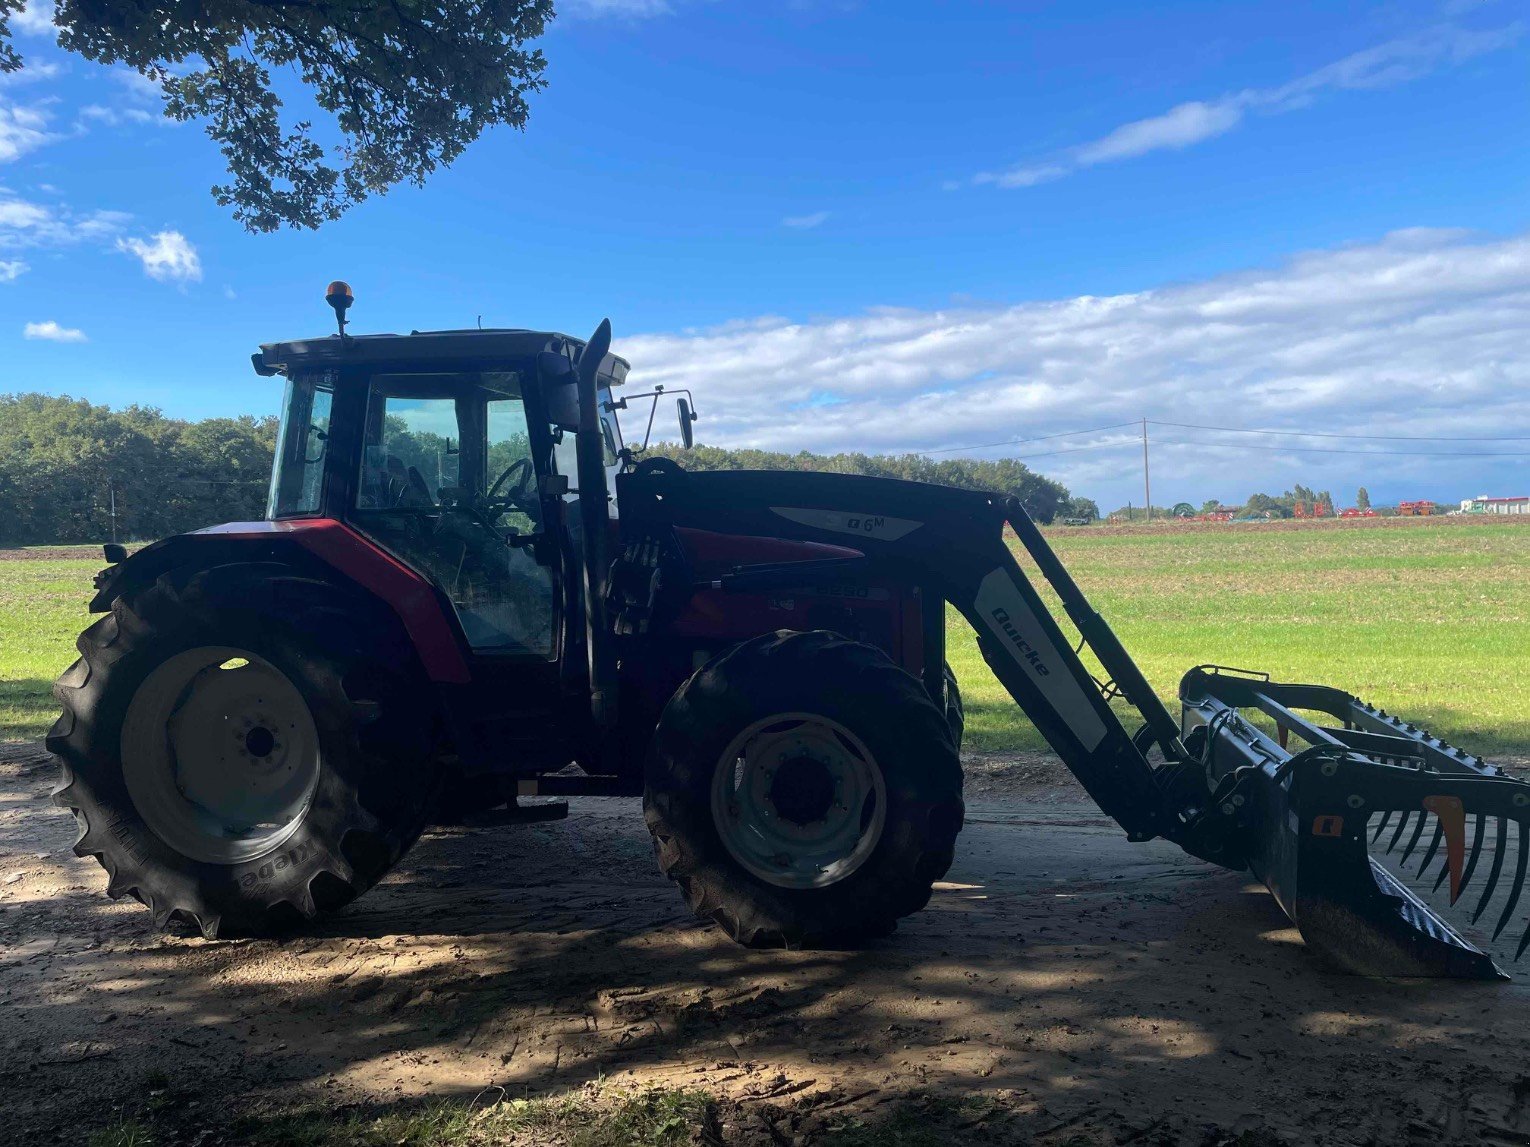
644,630 -> 964,947
48,563 -> 443,937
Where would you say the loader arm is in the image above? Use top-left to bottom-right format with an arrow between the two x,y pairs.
618,464 -> 1187,843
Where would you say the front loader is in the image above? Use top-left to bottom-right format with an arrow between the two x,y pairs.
49,287 -> 1530,977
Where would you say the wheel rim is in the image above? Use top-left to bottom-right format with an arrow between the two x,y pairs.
710,712 -> 887,890
121,646 -> 321,865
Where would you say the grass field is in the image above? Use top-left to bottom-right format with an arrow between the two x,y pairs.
951,517 -> 1530,757
3,519 -> 1527,757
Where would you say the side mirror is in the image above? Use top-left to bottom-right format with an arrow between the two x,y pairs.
677,397 -> 696,449
539,351 -> 579,430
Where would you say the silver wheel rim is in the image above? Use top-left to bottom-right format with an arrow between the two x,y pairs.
121,646 -> 321,865
710,712 -> 887,890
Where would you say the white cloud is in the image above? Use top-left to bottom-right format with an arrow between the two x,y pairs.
0,190 -> 130,249
116,229 -> 202,283
0,258 -> 26,281
970,23 -> 1523,189
616,228 -> 1530,507
0,99 -> 55,163
782,210 -> 830,230
0,60 -> 61,85
12,2 -> 56,36
24,320 -> 86,342
1072,99 -> 1245,166
77,104 -> 157,128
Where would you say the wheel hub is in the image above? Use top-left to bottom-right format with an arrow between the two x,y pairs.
767,755 -> 836,826
710,713 -> 887,890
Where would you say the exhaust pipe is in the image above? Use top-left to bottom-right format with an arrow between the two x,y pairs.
575,319 -> 618,733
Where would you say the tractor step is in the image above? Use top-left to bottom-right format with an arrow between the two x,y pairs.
1180,665 -> 1530,979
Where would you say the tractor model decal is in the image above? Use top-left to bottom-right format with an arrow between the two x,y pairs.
973,569 -> 1107,751
769,506 -> 924,541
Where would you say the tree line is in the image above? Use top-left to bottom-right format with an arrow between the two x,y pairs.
648,443 -> 1085,524
0,394 -> 1091,547
1107,484 -> 1377,521
0,394 -> 276,546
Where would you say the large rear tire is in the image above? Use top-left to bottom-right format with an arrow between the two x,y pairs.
644,630 -> 964,948
48,563 -> 443,938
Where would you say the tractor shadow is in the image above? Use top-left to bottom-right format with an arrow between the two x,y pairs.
6,754 -> 1530,1143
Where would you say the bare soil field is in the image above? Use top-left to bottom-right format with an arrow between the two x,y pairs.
5,743 -> 1530,1145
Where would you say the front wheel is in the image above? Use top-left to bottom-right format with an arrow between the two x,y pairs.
644,630 -> 964,948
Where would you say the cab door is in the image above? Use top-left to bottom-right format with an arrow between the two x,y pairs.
352,373 -> 558,658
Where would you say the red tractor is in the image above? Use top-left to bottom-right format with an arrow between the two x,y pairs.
49,289 -> 1530,977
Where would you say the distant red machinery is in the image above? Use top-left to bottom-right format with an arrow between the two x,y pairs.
1339,508 -> 1380,519
1293,501 -> 1333,519
1398,500 -> 1437,517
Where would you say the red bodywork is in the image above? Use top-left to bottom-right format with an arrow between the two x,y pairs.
190,519 -> 924,685
672,527 -> 924,674
195,519 -> 472,683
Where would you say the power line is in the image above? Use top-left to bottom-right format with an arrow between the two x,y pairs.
1151,438 -> 1530,458
917,421 -> 1139,456
1149,419 -> 1530,443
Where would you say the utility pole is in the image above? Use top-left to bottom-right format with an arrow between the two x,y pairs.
1142,418 -> 1152,523
108,480 -> 118,545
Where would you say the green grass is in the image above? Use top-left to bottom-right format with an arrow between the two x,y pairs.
4,520 -> 1528,758
216,1086 -> 716,1146
949,519 -> 1530,757
0,547 -> 101,741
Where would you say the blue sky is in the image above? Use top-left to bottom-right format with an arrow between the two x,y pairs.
2,0 -> 1528,510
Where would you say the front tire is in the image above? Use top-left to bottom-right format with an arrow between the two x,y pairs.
644,630 -> 964,948
48,563 -> 443,938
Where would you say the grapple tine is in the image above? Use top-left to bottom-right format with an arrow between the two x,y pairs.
1436,811 -> 1484,896
1418,819 -> 1446,877
1372,811 -> 1393,844
1399,812 -> 1430,867
1472,817 -> 1509,925
1454,812 -> 1489,904
1517,919 -> 1530,962
1491,823 -> 1528,942
1387,810 -> 1412,855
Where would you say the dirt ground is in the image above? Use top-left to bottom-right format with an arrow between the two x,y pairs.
4,742 -> 1530,1146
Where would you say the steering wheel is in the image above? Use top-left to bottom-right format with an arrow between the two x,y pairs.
486,457 -> 535,513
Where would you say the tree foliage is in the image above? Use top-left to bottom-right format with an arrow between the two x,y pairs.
649,442 -> 1074,523
1,0 -> 553,231
1356,486 -> 1371,511
0,393 -> 277,545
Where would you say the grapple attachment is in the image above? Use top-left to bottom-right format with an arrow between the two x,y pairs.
1179,666 -> 1530,980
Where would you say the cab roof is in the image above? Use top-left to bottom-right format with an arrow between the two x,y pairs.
252,327 -> 631,385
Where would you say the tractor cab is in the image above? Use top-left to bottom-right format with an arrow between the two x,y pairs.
257,325 -> 628,659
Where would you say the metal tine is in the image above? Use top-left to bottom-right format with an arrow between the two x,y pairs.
1518,914 -> 1530,962
1418,819 -> 1446,878
1492,820 -> 1528,942
1437,813 -> 1488,904
1399,811 -> 1431,867
1387,811 -> 1413,855
1372,811 -> 1393,844
1473,817 -> 1509,925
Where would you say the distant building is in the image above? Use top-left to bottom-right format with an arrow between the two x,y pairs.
1460,495 -> 1530,516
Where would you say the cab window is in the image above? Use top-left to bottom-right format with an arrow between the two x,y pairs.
352,372 -> 556,656
267,376 -> 334,518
